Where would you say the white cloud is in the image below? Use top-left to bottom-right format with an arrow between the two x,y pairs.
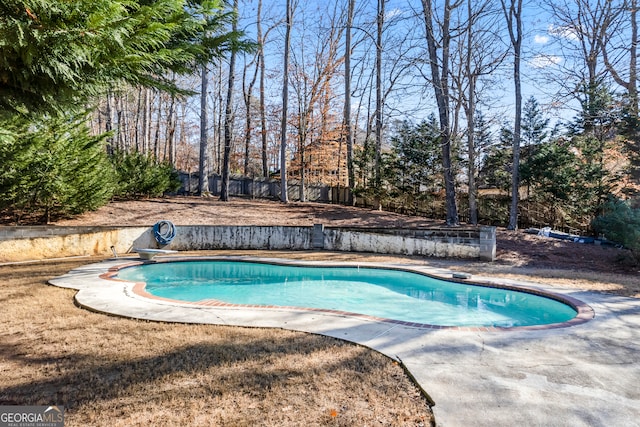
548,24 -> 579,41
529,54 -> 562,69
385,8 -> 404,20
534,34 -> 549,44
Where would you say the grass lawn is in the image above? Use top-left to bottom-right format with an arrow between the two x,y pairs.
0,257 -> 434,426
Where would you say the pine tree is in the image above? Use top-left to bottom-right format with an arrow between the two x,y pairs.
521,96 -> 549,148
0,0 -> 244,117
0,0 -> 250,221
478,124 -> 512,194
0,113 -> 116,223
111,149 -> 181,199
385,116 -> 443,212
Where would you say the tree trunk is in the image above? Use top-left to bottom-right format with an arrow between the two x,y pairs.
167,92 -> 176,167
345,0 -> 355,205
502,0 -> 523,230
257,0 -> 269,178
198,64 -> 210,195
153,94 -> 162,159
243,54 -> 259,177
216,59 -> 224,175
105,90 -> 114,155
374,0 -> 384,211
630,0 -> 640,185
280,0 -> 292,203
134,87 -> 142,151
630,0 -> 638,120
298,113 -> 306,202
143,88 -> 150,154
221,0 -> 239,201
421,0 -> 459,226
116,96 -> 124,152
466,0 -> 478,225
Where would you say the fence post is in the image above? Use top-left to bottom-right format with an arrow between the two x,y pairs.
479,226 -> 496,261
312,223 -> 325,249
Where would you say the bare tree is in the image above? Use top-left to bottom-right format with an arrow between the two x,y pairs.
198,64 -> 210,195
601,0 -> 638,129
420,0 -> 463,226
143,88 -> 151,153
343,3 -> 418,199
165,74 -> 178,166
465,0 -> 479,224
501,0 -> 523,230
374,0 -> 385,195
220,0 -> 239,201
242,51 -> 259,176
105,90 -> 115,155
257,0 -> 268,177
215,59 -> 224,175
544,0 -> 616,126
153,90 -> 162,159
289,1 -> 345,202
451,1 -> 505,224
134,87 -> 143,151
280,0 -> 294,203
344,0 -> 356,205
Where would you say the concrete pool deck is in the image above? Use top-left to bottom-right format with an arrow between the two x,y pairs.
49,256 -> 640,427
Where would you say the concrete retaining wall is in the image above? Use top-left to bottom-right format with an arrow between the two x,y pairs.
0,226 -> 149,261
0,225 -> 496,262
169,226 -> 313,251
324,228 -> 482,259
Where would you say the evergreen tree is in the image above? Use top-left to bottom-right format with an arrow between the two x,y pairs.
592,196 -> 640,260
517,83 -> 628,229
519,96 -> 550,198
0,0 -> 250,222
521,96 -> 549,148
352,136 -> 377,192
471,111 -> 494,183
520,134 -> 621,228
0,113 -> 116,223
391,116 -> 442,193
0,0 -> 244,117
569,82 -> 619,139
519,138 -> 578,206
478,124 -> 512,194
568,81 -> 624,216
621,101 -> 640,196
473,111 -> 494,156
111,149 -> 181,199
384,116 -> 442,212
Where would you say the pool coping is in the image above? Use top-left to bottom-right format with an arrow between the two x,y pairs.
48,254 -> 640,427
98,256 -> 595,332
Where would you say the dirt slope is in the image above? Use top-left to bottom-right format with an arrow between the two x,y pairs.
52,196 -> 636,275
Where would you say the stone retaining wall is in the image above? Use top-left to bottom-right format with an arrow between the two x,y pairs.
0,225 -> 496,262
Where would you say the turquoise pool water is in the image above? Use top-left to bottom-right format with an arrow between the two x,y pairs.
117,260 -> 578,328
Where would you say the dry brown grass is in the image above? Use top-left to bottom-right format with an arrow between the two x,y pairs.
464,266 -> 640,298
0,257 -> 434,426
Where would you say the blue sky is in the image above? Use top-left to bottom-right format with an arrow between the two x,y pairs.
236,0 -> 619,134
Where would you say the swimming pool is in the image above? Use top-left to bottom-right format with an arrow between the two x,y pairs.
116,260 -> 583,328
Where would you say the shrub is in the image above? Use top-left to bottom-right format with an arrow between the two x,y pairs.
111,150 -> 181,199
592,197 -> 640,260
0,114 -> 115,223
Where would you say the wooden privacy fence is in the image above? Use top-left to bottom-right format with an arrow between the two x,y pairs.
178,173 -> 349,204
177,173 -> 591,233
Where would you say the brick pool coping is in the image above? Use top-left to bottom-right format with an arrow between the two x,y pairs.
100,256 -> 595,332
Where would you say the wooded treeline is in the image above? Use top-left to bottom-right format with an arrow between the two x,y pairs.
1,0 -> 639,252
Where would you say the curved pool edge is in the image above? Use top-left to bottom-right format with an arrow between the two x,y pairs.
95,255 -> 595,332
46,255 -> 640,427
